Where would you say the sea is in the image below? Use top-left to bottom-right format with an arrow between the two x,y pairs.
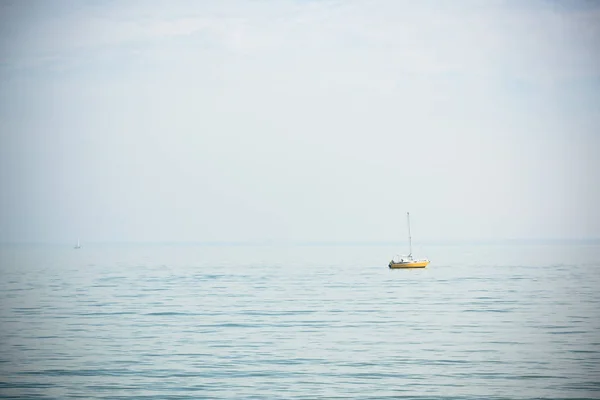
1,242 -> 599,399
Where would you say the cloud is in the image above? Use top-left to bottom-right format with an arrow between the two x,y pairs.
1,0 -> 598,82
1,0 -> 598,243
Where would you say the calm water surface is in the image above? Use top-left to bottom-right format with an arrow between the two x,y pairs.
1,243 -> 599,399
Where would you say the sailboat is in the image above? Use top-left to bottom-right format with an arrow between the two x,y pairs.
74,238 -> 81,249
388,212 -> 429,269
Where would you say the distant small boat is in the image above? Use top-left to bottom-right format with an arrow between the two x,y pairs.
74,238 -> 81,249
389,212 -> 429,269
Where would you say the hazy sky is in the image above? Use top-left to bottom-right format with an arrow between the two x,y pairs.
0,0 -> 598,244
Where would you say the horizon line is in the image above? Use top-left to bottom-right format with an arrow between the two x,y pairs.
1,238 -> 599,246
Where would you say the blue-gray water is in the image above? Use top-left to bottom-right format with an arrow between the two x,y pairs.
1,243 -> 599,399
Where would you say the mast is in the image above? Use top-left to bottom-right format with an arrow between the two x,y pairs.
407,212 -> 412,257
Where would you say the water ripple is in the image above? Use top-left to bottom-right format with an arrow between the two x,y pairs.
1,244 -> 599,399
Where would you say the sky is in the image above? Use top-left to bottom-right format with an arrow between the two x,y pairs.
0,0 -> 599,244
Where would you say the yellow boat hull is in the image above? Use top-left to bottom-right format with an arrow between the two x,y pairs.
389,260 -> 429,269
